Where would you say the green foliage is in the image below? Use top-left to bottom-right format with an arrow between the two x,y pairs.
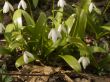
0,47 -> 10,55
0,64 -> 13,82
60,55 -> 81,72
15,55 -> 36,67
0,0 -> 110,74
32,0 -> 39,8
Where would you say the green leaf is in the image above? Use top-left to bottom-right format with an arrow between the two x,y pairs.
4,76 -> 13,82
22,10 -> 35,26
35,12 -> 47,39
13,9 -> 22,29
60,55 -> 81,72
70,9 -> 87,38
54,8 -> 63,28
80,0 -> 91,12
36,12 -> 46,27
101,26 -> 110,31
5,23 -> 15,33
99,53 -> 110,67
0,46 -> 10,55
69,37 -> 88,51
32,0 -> 39,8
65,14 -> 75,34
89,46 -> 106,53
77,9 -> 87,38
15,55 -> 35,67
9,41 -> 23,50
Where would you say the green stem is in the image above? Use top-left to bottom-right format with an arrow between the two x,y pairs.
102,0 -> 110,15
26,0 -> 34,19
52,0 -> 55,28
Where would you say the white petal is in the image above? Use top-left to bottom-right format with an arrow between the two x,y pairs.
48,29 -> 52,39
51,28 -> 58,43
85,57 -> 90,64
3,1 -> 10,13
82,57 -> 90,69
18,0 -> 27,10
24,51 -> 34,59
8,2 -> 14,11
48,28 -> 62,43
78,57 -> 84,63
57,1 -> 60,7
18,1 -> 22,9
82,59 -> 88,69
89,3 -> 94,13
23,54 -> 28,63
57,0 -> 66,8
21,0 -> 27,10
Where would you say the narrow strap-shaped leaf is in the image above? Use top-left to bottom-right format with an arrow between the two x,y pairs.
60,55 -> 81,72
32,0 -> 39,8
22,10 -> 35,26
13,9 -> 22,29
0,46 -> 10,55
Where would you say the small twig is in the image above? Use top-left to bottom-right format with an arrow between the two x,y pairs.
0,73 -> 50,76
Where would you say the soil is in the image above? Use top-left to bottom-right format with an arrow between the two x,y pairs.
1,65 -> 109,82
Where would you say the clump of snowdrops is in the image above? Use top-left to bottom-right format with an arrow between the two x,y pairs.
0,0 -> 110,74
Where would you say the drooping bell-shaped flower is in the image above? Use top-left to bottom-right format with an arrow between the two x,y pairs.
23,51 -> 34,64
3,1 -> 14,13
18,0 -> 27,10
89,2 -> 95,13
48,28 -> 62,43
57,0 -> 66,8
58,24 -> 66,33
0,23 -> 5,33
78,56 -> 90,69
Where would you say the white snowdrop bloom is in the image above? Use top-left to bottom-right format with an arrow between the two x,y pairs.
48,28 -> 62,43
78,56 -> 90,69
18,0 -> 27,10
3,1 -> 14,13
89,2 -> 95,13
0,23 -> 5,33
23,53 -> 28,64
23,51 -> 34,64
58,24 -> 66,33
57,0 -> 66,8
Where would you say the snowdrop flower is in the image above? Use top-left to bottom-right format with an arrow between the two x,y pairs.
58,24 -> 66,33
18,0 -> 27,10
89,2 -> 95,13
57,0 -> 66,8
0,23 -> 5,33
78,56 -> 90,69
23,51 -> 34,64
48,28 -> 62,43
3,1 -> 14,13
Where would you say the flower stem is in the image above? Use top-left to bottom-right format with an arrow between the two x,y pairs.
52,0 -> 55,28
102,0 -> 110,15
26,0 -> 34,19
